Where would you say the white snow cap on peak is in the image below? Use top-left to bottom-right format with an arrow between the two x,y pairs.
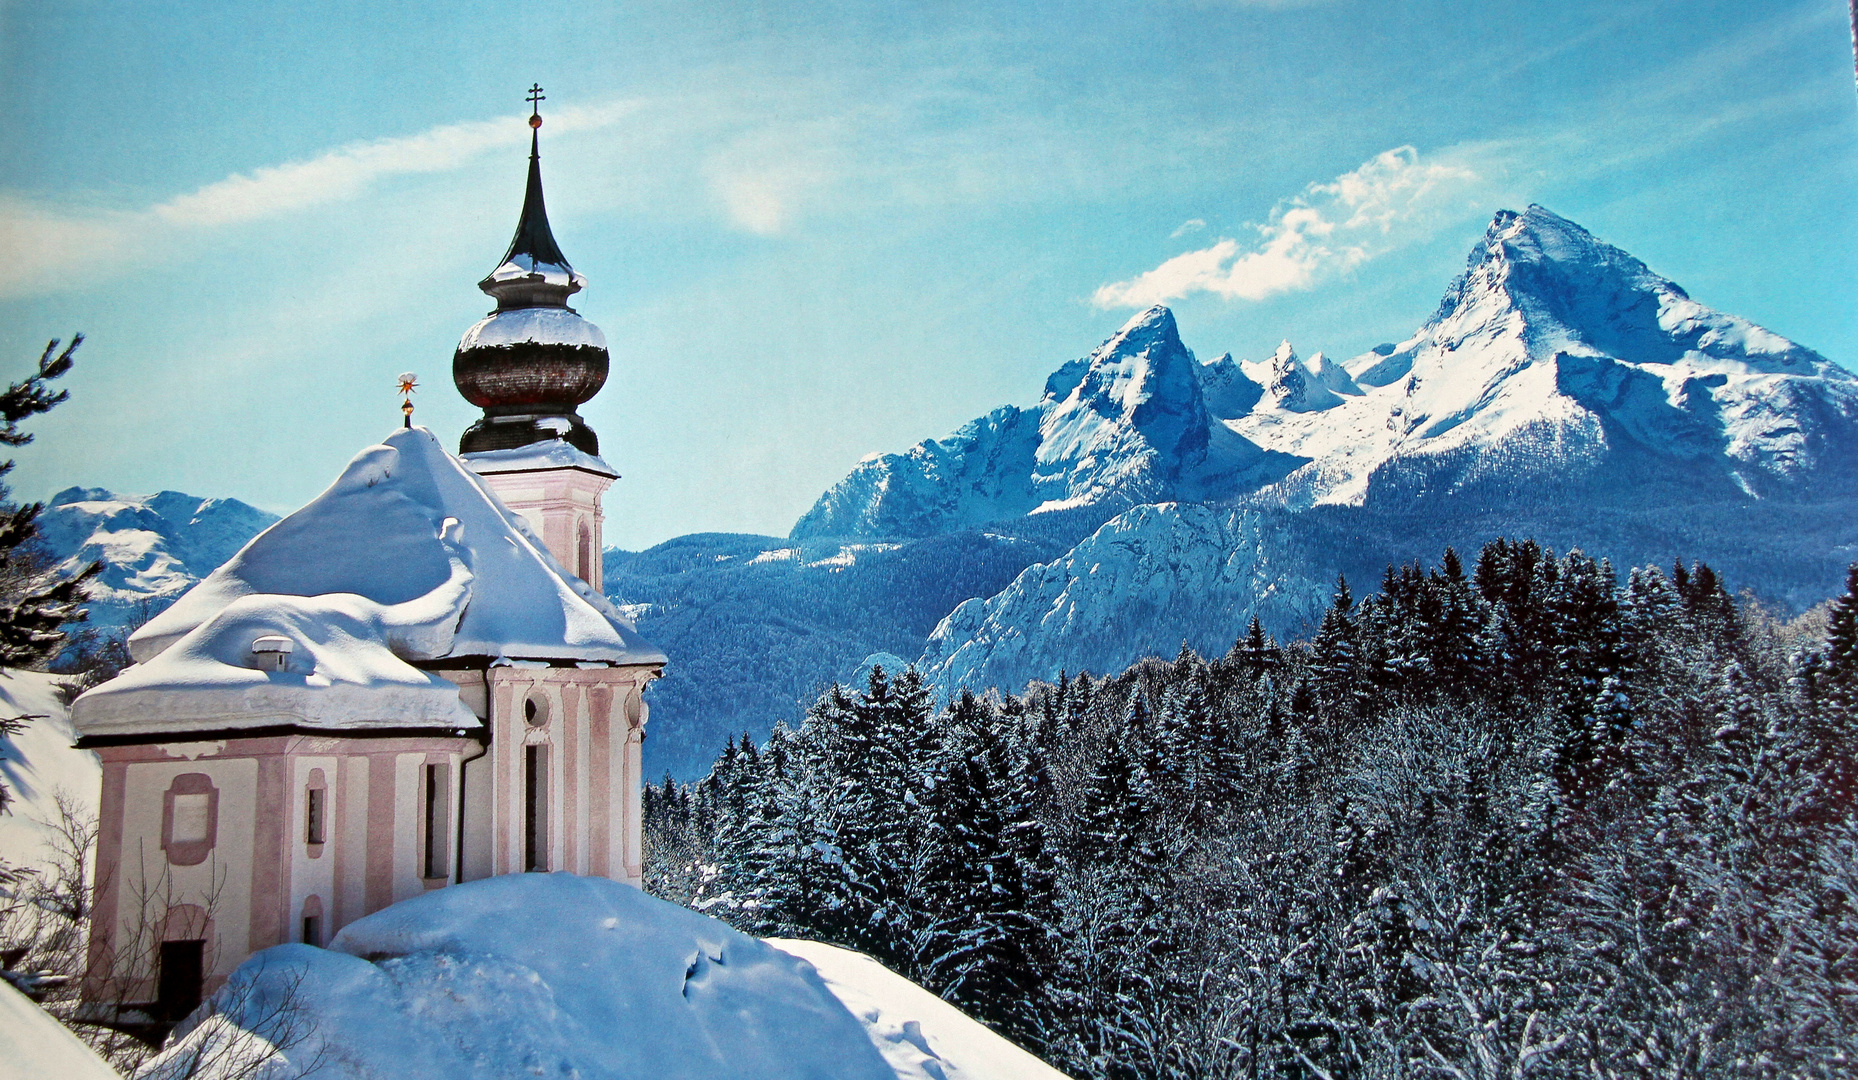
1244,341 -> 1343,413
1116,303 -> 1175,336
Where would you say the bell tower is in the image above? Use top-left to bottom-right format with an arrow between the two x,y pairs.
454,87 -> 617,589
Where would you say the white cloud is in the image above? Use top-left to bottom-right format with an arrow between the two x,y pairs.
701,120 -> 844,237
0,101 -> 638,297
1092,145 -> 1485,309
1170,218 -> 1206,238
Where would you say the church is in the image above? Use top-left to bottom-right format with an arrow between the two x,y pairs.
70,95 -> 665,1021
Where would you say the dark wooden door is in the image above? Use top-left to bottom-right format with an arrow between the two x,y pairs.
157,939 -> 205,1020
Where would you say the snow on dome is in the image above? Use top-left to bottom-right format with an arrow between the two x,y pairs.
458,306 -> 607,352
124,426 -> 663,670
463,437 -> 618,478
142,874 -> 897,1080
484,251 -> 586,291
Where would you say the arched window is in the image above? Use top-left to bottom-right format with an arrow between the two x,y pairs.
301,895 -> 324,946
305,768 -> 327,849
576,522 -> 592,583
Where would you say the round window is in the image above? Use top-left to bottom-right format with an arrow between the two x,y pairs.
523,693 -> 550,728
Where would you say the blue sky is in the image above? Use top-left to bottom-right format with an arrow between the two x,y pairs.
3,0 -> 1855,548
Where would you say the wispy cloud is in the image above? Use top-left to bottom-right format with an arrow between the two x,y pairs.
1170,218 -> 1206,238
700,119 -> 846,237
1092,145 -> 1487,309
0,102 -> 638,297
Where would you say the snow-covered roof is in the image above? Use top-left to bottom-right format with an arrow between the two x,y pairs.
464,437 -> 618,478
74,427 -> 662,740
73,577 -> 483,738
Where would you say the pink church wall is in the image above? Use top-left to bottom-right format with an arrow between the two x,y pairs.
483,665 -> 653,887
85,734 -> 473,1004
475,465 -> 614,590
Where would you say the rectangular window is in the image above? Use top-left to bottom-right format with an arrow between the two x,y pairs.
305,786 -> 325,845
423,763 -> 450,879
524,745 -> 549,872
302,915 -> 321,947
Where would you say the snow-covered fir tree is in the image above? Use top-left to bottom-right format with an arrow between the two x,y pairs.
643,542 -> 1858,1079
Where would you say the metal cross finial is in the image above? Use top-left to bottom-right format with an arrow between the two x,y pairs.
527,84 -> 545,114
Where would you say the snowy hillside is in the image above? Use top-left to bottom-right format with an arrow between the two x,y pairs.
768,939 -> 1070,1080
36,488 -> 276,629
142,874 -> 1061,1080
0,669 -> 98,877
607,524 -> 1086,779
918,504 -> 1331,694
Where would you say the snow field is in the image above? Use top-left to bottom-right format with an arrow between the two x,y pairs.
141,874 -> 1057,1080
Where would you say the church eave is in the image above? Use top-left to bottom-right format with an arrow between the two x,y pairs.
75,722 -> 483,750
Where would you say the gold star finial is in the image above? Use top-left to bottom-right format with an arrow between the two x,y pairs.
397,372 -> 418,427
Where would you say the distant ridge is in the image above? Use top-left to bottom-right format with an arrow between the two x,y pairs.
35,488 -> 278,629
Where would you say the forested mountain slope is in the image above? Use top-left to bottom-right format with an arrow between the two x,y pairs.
648,547 -> 1858,1078
606,519 -> 1096,778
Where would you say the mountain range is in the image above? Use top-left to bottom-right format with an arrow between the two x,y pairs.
37,206 -> 1858,778
632,205 -> 1858,774
35,487 -> 279,631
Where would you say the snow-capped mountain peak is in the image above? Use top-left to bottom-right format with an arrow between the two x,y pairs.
1242,341 -> 1345,414
1232,205 -> 1857,507
794,206 -> 1854,542
791,304 -> 1215,538
1031,304 -> 1210,509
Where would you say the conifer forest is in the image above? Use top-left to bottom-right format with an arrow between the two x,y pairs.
644,540 -> 1858,1079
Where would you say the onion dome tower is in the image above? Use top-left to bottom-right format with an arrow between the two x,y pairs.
456,87 -> 621,591
455,88 -> 609,457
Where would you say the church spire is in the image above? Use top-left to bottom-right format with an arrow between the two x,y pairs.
478,85 -> 585,309
452,87 -> 611,457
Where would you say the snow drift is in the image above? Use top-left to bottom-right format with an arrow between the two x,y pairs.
768,939 -> 1070,1080
140,874 -> 897,1080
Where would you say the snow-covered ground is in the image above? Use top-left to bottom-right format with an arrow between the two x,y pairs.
0,669 -> 98,877
0,980 -> 121,1080
141,874 -> 1063,1080
769,939 -> 1069,1080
